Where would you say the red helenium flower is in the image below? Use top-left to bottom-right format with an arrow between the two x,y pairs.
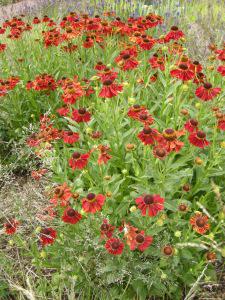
195,83 -> 221,101
160,128 -> 185,152
72,108 -> 91,123
135,194 -> 164,217
40,227 -> 57,246
62,131 -> 79,144
184,119 -> 199,133
127,105 -> 147,120
82,193 -> 106,213
217,65 -> 225,76
149,54 -> 165,71
115,48 -> 139,71
69,152 -> 90,170
4,220 -> 19,235
130,230 -> 153,252
99,79 -> 123,98
170,64 -> 194,81
165,26 -> 184,41
190,213 -> 210,234
138,127 -> 162,145
50,183 -> 73,207
188,130 -> 210,148
105,238 -> 124,255
62,207 -> 82,224
153,146 -> 168,160
100,219 -> 115,239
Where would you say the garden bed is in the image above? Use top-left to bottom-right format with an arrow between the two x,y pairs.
0,0 -> 224,299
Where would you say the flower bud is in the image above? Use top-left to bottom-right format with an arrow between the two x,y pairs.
220,141 -> 225,148
40,251 -> 47,259
206,252 -> 216,262
85,127 -> 92,134
180,109 -> 189,116
219,211 -> 225,220
181,84 -> 189,92
161,273 -> 167,279
106,191 -> 112,197
207,66 -> 214,71
221,247 -> 225,258
128,97 -> 136,104
35,226 -> 42,233
162,46 -> 168,51
182,184 -> 190,192
195,157 -> 203,165
195,103 -> 201,109
174,231 -> 181,237
126,143 -> 136,151
73,192 -> 79,199
156,219 -> 164,226
162,245 -> 174,256
130,205 -> 137,212
8,240 -> 14,246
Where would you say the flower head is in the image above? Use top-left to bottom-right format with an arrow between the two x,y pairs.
135,194 -> 164,217
100,219 -> 115,239
188,130 -> 210,148
190,212 -> 210,234
105,238 -> 124,255
184,119 -> 199,133
82,193 -> 106,213
170,64 -> 194,81
72,108 -> 91,123
62,207 -> 82,224
40,227 -> 57,246
99,79 -> 123,98
4,220 -> 19,235
195,83 -> 221,101
69,152 -> 90,170
130,230 -> 153,252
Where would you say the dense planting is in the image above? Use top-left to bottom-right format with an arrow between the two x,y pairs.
0,7 -> 225,299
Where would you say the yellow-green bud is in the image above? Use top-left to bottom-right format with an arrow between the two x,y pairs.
220,141 -> 225,148
130,205 -> 137,212
40,251 -> 47,259
181,84 -> 189,92
174,231 -> 181,238
35,226 -> 42,233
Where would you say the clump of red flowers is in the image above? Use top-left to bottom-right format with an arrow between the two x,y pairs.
26,74 -> 57,92
0,76 -> 20,97
59,76 -> 85,104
